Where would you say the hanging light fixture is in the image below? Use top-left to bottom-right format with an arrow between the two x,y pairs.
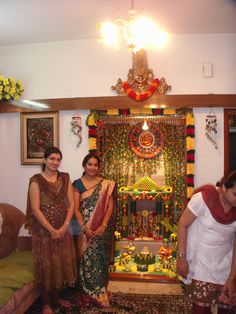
142,120 -> 149,130
97,0 -> 169,51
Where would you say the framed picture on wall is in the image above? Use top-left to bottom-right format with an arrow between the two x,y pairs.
21,112 -> 59,165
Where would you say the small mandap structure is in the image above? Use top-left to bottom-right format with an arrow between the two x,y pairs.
118,176 -> 173,240
111,176 -> 178,281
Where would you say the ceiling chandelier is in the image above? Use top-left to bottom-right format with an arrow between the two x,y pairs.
98,0 -> 169,51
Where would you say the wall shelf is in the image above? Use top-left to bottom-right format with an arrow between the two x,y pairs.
1,94 -> 236,113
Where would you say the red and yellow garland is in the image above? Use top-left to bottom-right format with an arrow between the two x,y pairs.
87,108 -> 195,202
185,112 -> 195,199
122,78 -> 160,101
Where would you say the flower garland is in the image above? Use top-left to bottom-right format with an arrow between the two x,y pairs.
122,78 -> 160,101
86,110 -> 99,152
185,112 -> 195,199
0,74 -> 24,101
86,108 -> 195,201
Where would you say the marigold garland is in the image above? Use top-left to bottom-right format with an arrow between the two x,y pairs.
185,112 -> 195,199
163,109 -> 176,115
186,137 -> 195,150
88,137 -> 97,151
122,78 -> 160,101
107,109 -> 119,115
86,108 -> 195,202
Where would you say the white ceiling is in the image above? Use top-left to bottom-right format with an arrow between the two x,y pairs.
0,0 -> 236,47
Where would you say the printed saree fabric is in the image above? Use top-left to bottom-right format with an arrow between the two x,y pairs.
26,172 -> 77,291
73,179 -> 115,307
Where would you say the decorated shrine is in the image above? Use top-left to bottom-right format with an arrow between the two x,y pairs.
111,176 -> 178,278
86,107 -> 195,281
85,49 -> 195,281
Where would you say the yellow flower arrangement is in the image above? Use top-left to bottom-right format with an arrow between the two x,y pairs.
187,187 -> 194,199
86,111 -> 98,126
186,112 -> 194,125
119,186 -> 127,193
130,108 -> 153,115
107,109 -> 119,116
0,75 -> 24,101
88,137 -> 97,150
186,137 -> 195,150
114,231 -> 121,239
163,109 -> 176,115
187,163 -> 194,175
164,186 -> 173,193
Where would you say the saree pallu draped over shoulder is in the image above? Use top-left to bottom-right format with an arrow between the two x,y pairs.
77,179 -> 115,259
75,179 -> 116,307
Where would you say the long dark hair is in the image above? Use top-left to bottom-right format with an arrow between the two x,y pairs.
216,170 -> 236,189
42,146 -> 62,171
82,152 -> 100,176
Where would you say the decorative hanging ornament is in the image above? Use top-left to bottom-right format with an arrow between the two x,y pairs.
112,49 -> 171,101
71,114 -> 82,148
128,121 -> 164,158
205,110 -> 218,149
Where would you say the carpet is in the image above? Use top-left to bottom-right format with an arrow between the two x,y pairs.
26,288 -> 192,314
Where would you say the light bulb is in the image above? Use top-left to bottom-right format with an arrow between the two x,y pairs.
142,120 -> 149,130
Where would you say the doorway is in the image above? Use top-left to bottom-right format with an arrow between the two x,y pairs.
224,109 -> 236,174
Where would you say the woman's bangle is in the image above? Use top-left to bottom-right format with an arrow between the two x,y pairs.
102,223 -> 108,228
177,253 -> 186,258
65,221 -> 70,225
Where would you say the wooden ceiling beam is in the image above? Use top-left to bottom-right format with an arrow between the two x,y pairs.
1,94 -> 236,113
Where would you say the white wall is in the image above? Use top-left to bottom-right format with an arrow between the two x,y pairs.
193,107 -> 224,185
0,34 -> 235,212
0,111 -> 89,212
0,34 -> 236,99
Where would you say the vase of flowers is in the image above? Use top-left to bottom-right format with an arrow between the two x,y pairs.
0,74 -> 24,101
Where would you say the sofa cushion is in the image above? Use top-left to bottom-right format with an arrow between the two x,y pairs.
0,250 -> 36,310
0,203 -> 25,258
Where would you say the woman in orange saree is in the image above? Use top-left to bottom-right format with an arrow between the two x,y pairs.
73,153 -> 116,308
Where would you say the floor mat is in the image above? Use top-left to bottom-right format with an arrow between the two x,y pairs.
26,288 -> 192,313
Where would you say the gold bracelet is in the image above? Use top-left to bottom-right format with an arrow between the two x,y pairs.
102,223 -> 108,228
65,221 -> 70,225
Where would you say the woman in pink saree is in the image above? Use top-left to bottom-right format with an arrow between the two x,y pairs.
73,153 -> 115,307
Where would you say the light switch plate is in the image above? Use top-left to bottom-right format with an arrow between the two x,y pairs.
202,63 -> 213,78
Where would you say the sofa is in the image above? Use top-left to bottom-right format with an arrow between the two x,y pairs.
0,203 -> 40,314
